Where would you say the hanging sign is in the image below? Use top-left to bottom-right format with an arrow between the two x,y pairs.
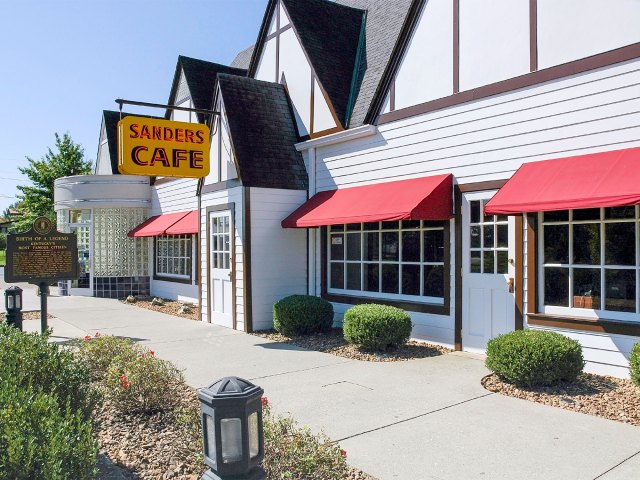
118,116 -> 210,178
4,217 -> 79,284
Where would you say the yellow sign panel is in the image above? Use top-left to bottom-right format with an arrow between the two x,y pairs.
118,116 -> 210,178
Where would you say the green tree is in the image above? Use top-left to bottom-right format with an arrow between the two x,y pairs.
14,133 -> 92,232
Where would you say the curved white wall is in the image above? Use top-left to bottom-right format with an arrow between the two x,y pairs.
54,175 -> 151,210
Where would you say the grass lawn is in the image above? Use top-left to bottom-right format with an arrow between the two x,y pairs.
0,250 -> 5,266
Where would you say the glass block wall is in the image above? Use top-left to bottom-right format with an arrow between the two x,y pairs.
93,208 -> 149,277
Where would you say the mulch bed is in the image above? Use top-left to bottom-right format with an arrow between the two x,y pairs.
0,311 -> 55,321
96,383 -> 375,480
121,298 -> 199,321
482,373 -> 640,426
252,329 -> 451,362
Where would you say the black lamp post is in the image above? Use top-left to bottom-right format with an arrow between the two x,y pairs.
4,286 -> 23,331
198,376 -> 266,480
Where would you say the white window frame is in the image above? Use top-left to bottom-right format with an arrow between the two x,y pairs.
327,221 -> 446,305
155,234 -> 193,281
538,207 -> 640,322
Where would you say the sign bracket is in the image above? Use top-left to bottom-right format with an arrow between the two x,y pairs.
115,98 -> 220,117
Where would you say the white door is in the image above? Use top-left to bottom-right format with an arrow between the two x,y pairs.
209,211 -> 233,328
69,224 -> 93,296
462,191 -> 515,353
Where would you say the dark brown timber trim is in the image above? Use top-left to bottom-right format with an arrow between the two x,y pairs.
201,179 -> 242,194
453,0 -> 460,93
514,215 -> 524,330
454,185 -> 462,350
458,179 -> 507,193
205,204 -> 234,326
528,314 -> 640,337
529,0 -> 538,72
320,224 -> 451,317
379,42 -> 640,125
525,213 -> 537,316
265,23 -> 291,42
243,187 -> 253,332
308,126 -> 343,139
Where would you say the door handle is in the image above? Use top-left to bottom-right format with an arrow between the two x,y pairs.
507,278 -> 514,293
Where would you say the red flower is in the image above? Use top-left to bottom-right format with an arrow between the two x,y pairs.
84,335 -> 91,341
261,397 -> 269,407
94,332 -> 101,337
140,353 -> 146,358
341,449 -> 347,458
149,351 -> 154,356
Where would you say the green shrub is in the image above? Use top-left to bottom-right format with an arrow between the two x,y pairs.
0,325 -> 98,479
75,334 -> 140,381
104,348 -> 184,414
343,304 -> 412,351
262,402 -> 349,480
0,323 -> 96,419
273,295 -> 334,337
630,342 -> 640,388
486,330 -> 584,387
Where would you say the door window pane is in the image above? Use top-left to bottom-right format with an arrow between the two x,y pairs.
470,200 -> 480,223
470,226 -> 481,248
544,267 -> 569,306
483,225 -> 494,249
483,251 -> 494,274
496,251 -> 508,274
496,224 -> 508,248
470,251 -> 481,273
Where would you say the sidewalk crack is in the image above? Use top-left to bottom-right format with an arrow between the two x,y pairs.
249,360 -> 354,380
334,392 -> 494,443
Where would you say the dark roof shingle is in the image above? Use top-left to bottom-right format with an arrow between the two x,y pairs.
167,56 -> 247,122
217,74 -> 308,190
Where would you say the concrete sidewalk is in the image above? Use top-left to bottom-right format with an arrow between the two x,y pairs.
8,289 -> 640,480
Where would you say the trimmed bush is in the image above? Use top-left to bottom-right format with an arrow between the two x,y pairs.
630,342 -> 640,388
75,334 -> 140,381
343,304 -> 412,351
486,330 -> 584,387
0,324 -> 97,479
104,348 -> 184,414
273,295 -> 334,336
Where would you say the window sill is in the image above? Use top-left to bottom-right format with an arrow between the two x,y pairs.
153,274 -> 194,285
527,313 -> 640,337
322,292 -> 449,316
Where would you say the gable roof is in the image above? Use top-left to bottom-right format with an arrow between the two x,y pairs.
166,56 -> 247,123
101,110 -> 162,175
217,74 -> 308,190
231,45 -> 255,69
335,0 -> 416,127
249,0 -> 366,129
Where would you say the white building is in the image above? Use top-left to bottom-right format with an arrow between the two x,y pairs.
55,0 -> 640,378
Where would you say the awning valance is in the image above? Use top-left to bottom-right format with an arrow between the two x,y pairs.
128,211 -> 197,237
282,174 -> 453,228
485,147 -> 640,215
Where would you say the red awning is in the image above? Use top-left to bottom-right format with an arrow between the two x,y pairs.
485,147 -> 640,215
128,211 -> 196,237
165,210 -> 199,235
282,174 -> 453,228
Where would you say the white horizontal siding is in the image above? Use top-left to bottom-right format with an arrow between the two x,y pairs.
315,59 -> 640,191
250,188 -> 308,331
151,178 -> 198,215
150,279 -> 198,304
200,187 -> 244,328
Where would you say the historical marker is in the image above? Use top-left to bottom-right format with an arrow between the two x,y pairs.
5,217 -> 79,284
4,217 -> 79,333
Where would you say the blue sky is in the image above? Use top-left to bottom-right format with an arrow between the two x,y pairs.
0,0 -> 268,215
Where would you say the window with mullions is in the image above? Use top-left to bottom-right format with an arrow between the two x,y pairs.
469,199 -> 509,274
155,234 -> 193,280
540,207 -> 640,320
328,220 -> 447,304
